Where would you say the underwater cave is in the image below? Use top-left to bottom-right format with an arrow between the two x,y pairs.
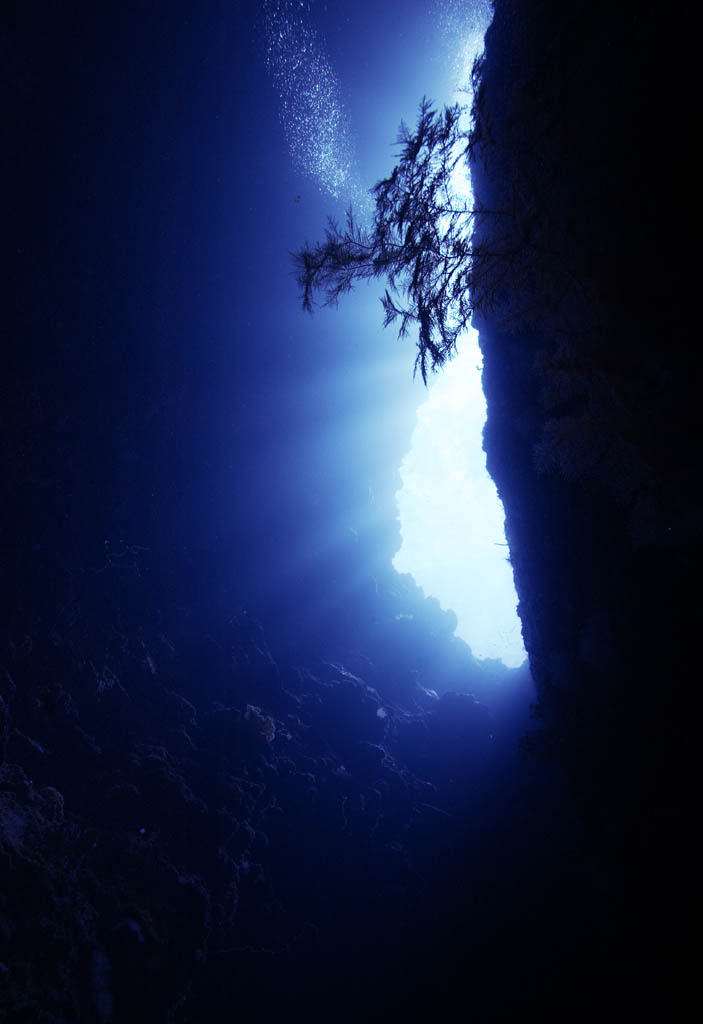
1,0 -> 696,1021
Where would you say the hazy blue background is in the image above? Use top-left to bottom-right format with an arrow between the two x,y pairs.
8,0 -> 524,667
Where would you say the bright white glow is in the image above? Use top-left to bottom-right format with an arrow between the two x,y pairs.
394,331 -> 526,667
393,4 -> 525,669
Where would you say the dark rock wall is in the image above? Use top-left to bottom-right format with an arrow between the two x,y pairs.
471,0 -> 698,1009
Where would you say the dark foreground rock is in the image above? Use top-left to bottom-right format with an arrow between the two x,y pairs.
471,0 -> 698,1015
1,583 -> 598,1022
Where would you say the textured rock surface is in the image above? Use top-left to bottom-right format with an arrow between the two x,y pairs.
1,579 -> 590,1021
471,0 -> 697,1014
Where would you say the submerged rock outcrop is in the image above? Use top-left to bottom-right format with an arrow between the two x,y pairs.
1,564 -> 590,1021
471,0 -> 697,1013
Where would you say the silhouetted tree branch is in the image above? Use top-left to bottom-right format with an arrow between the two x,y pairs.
293,98 -> 482,383
294,63 -> 594,385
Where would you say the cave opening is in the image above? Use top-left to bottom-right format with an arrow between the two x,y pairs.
393,328 -> 526,668
388,0 -> 525,669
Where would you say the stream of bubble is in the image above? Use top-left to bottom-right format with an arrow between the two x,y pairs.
262,0 -> 361,203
